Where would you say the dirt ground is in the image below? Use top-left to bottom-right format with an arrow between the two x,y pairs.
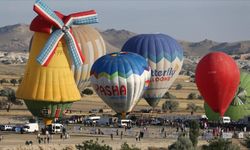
0,125 -> 247,150
0,126 -> 209,150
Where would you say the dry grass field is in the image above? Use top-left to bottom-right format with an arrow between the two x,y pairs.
0,64 -> 205,121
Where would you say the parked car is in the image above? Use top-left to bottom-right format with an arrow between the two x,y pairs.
150,119 -> 161,125
220,116 -> 231,124
83,116 -> 101,126
118,119 -> 133,128
0,125 -> 14,131
47,123 -> 64,134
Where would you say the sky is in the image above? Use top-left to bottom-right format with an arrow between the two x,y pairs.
1,0 -> 250,42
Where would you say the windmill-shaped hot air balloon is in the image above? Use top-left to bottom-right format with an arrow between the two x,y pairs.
16,0 -> 99,125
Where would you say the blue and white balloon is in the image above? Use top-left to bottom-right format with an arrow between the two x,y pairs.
122,34 -> 184,107
90,52 -> 151,114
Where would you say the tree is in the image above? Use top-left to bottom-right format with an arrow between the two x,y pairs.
186,103 -> 200,115
120,142 -> 140,150
197,95 -> 203,100
0,79 -> 8,85
189,120 -> 200,147
168,135 -> 194,150
0,88 -> 23,112
82,88 -> 94,95
162,92 -> 176,99
187,93 -> 197,100
162,100 -> 179,113
18,77 -> 23,84
0,80 -> 3,85
176,84 -> 183,90
242,135 -> 250,148
75,139 -> 112,150
202,138 -> 240,150
0,98 -> 7,109
10,79 -> 18,86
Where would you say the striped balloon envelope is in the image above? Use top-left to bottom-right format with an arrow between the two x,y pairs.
122,34 -> 184,107
72,25 -> 106,91
90,52 -> 151,115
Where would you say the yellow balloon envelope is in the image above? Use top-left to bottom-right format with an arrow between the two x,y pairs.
17,32 -> 81,101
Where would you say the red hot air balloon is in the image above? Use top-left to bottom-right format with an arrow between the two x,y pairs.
195,52 -> 240,116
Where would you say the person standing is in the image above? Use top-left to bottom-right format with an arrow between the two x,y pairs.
120,131 -> 123,139
37,132 -> 41,143
135,132 -> 139,141
47,134 -> 50,143
110,133 -> 113,140
116,129 -> 119,136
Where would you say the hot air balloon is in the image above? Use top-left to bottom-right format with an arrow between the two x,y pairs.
90,52 -> 151,118
29,26 -> 106,92
204,71 -> 250,121
16,0 -> 98,125
195,52 -> 240,117
71,26 -> 106,91
121,34 -> 184,107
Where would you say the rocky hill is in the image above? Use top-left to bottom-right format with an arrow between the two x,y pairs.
100,29 -> 136,53
0,24 -> 33,51
1,24 -> 250,57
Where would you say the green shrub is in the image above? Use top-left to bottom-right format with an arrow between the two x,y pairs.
82,88 -> 94,95
168,135 -> 194,150
242,134 -> 250,148
189,120 -> 199,147
10,79 -> 18,86
0,79 -> 8,85
75,139 -> 112,150
162,92 -> 176,99
148,147 -> 167,150
176,84 -> 183,90
187,93 -> 197,100
0,99 -> 7,109
120,142 -> 140,150
202,138 -> 240,150
18,77 -> 23,84
0,88 -> 22,106
162,100 -> 179,112
197,95 -> 203,100
186,103 -> 201,114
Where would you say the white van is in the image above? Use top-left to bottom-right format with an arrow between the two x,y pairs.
220,116 -> 231,124
23,123 -> 39,132
83,116 -> 101,125
48,123 -> 63,134
89,116 -> 101,123
118,119 -> 133,128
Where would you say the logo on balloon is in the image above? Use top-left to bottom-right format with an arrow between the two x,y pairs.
94,84 -> 127,96
150,67 -> 176,82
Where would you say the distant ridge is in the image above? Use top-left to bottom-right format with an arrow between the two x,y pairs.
0,24 -> 33,51
0,24 -> 250,56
